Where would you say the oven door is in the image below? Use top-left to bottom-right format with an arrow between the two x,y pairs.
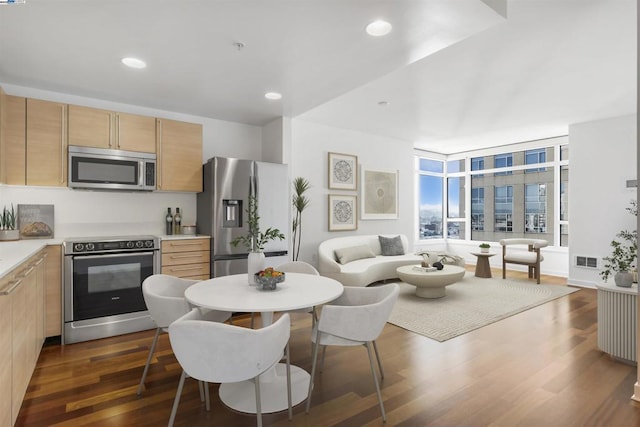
67,251 -> 155,321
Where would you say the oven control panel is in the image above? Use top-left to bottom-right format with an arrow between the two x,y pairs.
64,236 -> 159,254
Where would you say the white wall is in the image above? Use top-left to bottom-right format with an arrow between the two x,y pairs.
568,114 -> 637,287
0,83 -> 262,237
289,119 -> 415,264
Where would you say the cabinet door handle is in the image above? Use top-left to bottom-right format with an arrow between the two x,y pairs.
60,104 -> 65,183
170,254 -> 203,259
116,113 -> 120,148
170,242 -> 203,247
170,266 -> 204,272
157,119 -> 162,188
3,279 -> 23,295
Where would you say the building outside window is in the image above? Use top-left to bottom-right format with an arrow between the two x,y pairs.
494,153 -> 513,176
525,148 -> 546,173
494,185 -> 513,231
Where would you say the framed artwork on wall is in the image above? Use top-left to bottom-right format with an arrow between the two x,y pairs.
361,168 -> 398,220
328,152 -> 357,190
328,194 -> 357,231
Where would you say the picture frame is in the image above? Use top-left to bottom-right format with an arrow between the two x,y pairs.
360,168 -> 399,220
18,204 -> 55,239
328,152 -> 357,190
328,194 -> 357,231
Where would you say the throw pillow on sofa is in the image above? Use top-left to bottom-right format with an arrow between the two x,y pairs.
378,235 -> 405,256
335,245 -> 376,264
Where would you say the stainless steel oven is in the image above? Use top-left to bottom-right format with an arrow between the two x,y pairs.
63,236 -> 159,344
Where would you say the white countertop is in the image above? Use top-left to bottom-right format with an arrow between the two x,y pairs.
0,234 -> 210,281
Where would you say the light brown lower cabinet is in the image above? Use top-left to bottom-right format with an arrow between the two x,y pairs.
0,248 -> 49,427
161,237 -> 210,280
45,245 -> 62,337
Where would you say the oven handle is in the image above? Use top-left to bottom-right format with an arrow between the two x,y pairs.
71,251 -> 157,260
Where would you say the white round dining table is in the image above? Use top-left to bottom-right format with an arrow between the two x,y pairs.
184,272 -> 344,414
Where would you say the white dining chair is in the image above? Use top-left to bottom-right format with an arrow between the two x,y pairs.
137,274 -> 231,396
168,309 -> 293,427
276,261 -> 320,327
305,283 -> 399,422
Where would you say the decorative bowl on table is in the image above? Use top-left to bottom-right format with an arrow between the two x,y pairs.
254,268 -> 285,290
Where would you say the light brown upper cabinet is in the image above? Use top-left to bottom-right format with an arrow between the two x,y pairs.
68,105 -> 156,153
156,118 -> 203,192
0,92 -> 26,185
26,99 -> 68,187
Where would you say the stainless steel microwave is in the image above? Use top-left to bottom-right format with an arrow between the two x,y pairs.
68,145 -> 156,191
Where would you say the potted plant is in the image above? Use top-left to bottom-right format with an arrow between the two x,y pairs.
479,243 -> 491,253
231,196 -> 285,284
0,204 -> 19,241
600,200 -> 637,287
291,177 -> 310,262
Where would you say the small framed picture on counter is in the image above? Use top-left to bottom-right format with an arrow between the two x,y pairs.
18,204 -> 55,239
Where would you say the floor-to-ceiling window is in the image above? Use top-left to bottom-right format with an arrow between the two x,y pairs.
416,136 -> 568,246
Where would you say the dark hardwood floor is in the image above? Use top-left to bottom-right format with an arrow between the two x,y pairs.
17,269 -> 640,426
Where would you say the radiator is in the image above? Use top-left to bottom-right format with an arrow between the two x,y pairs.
597,285 -> 637,363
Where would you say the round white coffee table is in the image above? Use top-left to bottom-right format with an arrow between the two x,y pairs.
396,265 -> 466,298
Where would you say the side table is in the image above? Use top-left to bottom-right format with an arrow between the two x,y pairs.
470,252 -> 495,278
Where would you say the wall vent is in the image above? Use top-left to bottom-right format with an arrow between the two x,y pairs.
576,256 -> 598,268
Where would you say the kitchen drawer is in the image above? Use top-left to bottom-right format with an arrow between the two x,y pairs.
161,263 -> 210,278
161,238 -> 209,253
162,251 -> 209,266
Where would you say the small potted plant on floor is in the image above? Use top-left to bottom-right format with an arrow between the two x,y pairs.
0,204 -> 19,241
479,243 -> 491,253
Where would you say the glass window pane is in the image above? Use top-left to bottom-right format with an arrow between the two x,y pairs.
447,177 -> 464,218
560,224 -> 569,247
560,165 -> 569,221
471,186 -> 485,232
471,157 -> 485,171
525,183 -> 547,233
494,153 -> 513,176
447,221 -> 465,240
447,159 -> 465,173
419,158 -> 443,173
560,145 -> 569,161
419,174 -> 443,239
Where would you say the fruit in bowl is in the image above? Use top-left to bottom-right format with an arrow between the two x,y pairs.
254,267 -> 285,290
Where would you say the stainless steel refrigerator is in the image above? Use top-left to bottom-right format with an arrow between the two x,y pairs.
196,157 -> 289,277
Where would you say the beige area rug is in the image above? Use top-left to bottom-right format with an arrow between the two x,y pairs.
387,274 -> 579,342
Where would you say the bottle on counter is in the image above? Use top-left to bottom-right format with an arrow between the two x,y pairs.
174,207 -> 182,234
165,208 -> 173,235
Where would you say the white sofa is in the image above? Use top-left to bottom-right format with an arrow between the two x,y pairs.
318,234 -> 422,287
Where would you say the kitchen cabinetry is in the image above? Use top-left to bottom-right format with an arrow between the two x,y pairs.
0,276 -> 12,427
156,118 -> 203,192
45,245 -> 62,337
26,98 -> 67,187
161,237 -> 210,279
0,93 -> 26,185
68,105 -> 156,153
0,248 -> 47,427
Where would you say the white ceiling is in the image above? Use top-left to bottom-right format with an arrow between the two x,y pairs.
0,0 -> 636,154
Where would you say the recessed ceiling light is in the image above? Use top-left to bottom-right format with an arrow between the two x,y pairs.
265,92 -> 282,100
121,57 -> 147,69
366,20 -> 392,37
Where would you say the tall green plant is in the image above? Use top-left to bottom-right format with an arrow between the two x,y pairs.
292,177 -> 310,261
